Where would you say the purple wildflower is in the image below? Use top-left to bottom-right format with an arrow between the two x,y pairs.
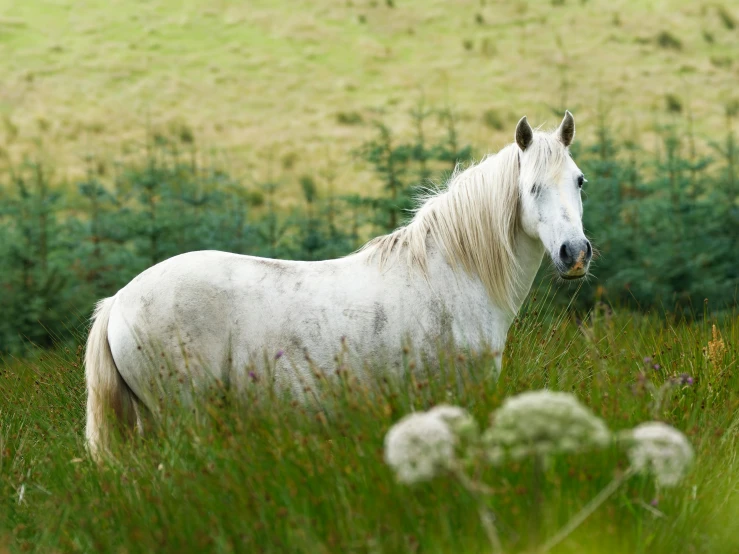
643,356 -> 653,364
275,350 -> 284,360
650,498 -> 659,507
249,371 -> 258,383
678,373 -> 694,386
653,363 -> 661,371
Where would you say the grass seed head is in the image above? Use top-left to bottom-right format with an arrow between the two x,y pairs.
703,324 -> 726,371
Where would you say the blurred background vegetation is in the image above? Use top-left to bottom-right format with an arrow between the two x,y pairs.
0,0 -> 737,354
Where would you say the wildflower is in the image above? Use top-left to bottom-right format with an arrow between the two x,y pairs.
678,373 -> 694,386
428,404 -> 479,441
249,371 -> 258,383
624,422 -> 693,488
653,364 -> 661,371
427,405 -> 468,421
384,411 -> 457,484
482,390 -> 611,464
643,356 -> 653,364
275,350 -> 285,360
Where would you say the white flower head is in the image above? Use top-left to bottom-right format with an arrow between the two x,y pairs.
427,404 -> 469,422
427,404 -> 479,441
625,422 -> 693,488
384,411 -> 458,484
482,390 -> 611,464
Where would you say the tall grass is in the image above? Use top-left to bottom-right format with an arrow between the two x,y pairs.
1,291 -> 736,553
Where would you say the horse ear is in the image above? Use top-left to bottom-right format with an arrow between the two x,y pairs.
557,110 -> 575,147
515,116 -> 534,151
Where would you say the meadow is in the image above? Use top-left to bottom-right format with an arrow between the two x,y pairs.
1,0 -> 738,552
1,0 -> 738,189
1,294 -> 737,553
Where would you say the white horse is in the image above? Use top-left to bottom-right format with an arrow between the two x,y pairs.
85,111 -> 592,459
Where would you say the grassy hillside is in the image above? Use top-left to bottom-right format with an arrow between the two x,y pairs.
1,299 -> 737,553
1,0 -> 738,189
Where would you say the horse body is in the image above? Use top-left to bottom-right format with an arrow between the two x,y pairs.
85,111 -> 590,459
106,241 -> 537,408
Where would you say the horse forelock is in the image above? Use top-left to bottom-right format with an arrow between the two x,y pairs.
519,130 -> 571,186
360,132 -> 568,313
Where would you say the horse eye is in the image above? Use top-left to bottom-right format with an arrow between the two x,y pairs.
577,175 -> 584,188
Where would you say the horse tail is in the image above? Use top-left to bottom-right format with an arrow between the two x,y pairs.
85,296 -> 136,461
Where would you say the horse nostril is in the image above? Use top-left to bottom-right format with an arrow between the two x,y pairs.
559,243 -> 570,264
585,240 -> 592,259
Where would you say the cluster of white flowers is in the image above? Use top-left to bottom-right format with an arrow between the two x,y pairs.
384,392 -> 694,494
482,390 -> 611,464
383,404 -> 475,484
624,422 -> 694,488
383,391 -> 696,554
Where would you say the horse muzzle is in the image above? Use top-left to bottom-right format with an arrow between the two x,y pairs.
555,239 -> 592,279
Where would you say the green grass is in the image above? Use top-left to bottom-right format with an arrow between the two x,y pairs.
1,0 -> 738,190
1,294 -> 737,553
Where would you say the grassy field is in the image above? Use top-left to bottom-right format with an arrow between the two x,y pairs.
1,2 -> 738,552
1,0 -> 738,190
1,293 -> 737,553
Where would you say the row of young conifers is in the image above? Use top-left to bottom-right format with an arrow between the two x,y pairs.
1,106 -> 736,355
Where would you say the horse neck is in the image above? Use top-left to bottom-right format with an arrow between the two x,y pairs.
510,231 -> 545,313
404,228 -> 544,319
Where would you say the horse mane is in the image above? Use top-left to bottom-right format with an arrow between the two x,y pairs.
360,132 -> 568,313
